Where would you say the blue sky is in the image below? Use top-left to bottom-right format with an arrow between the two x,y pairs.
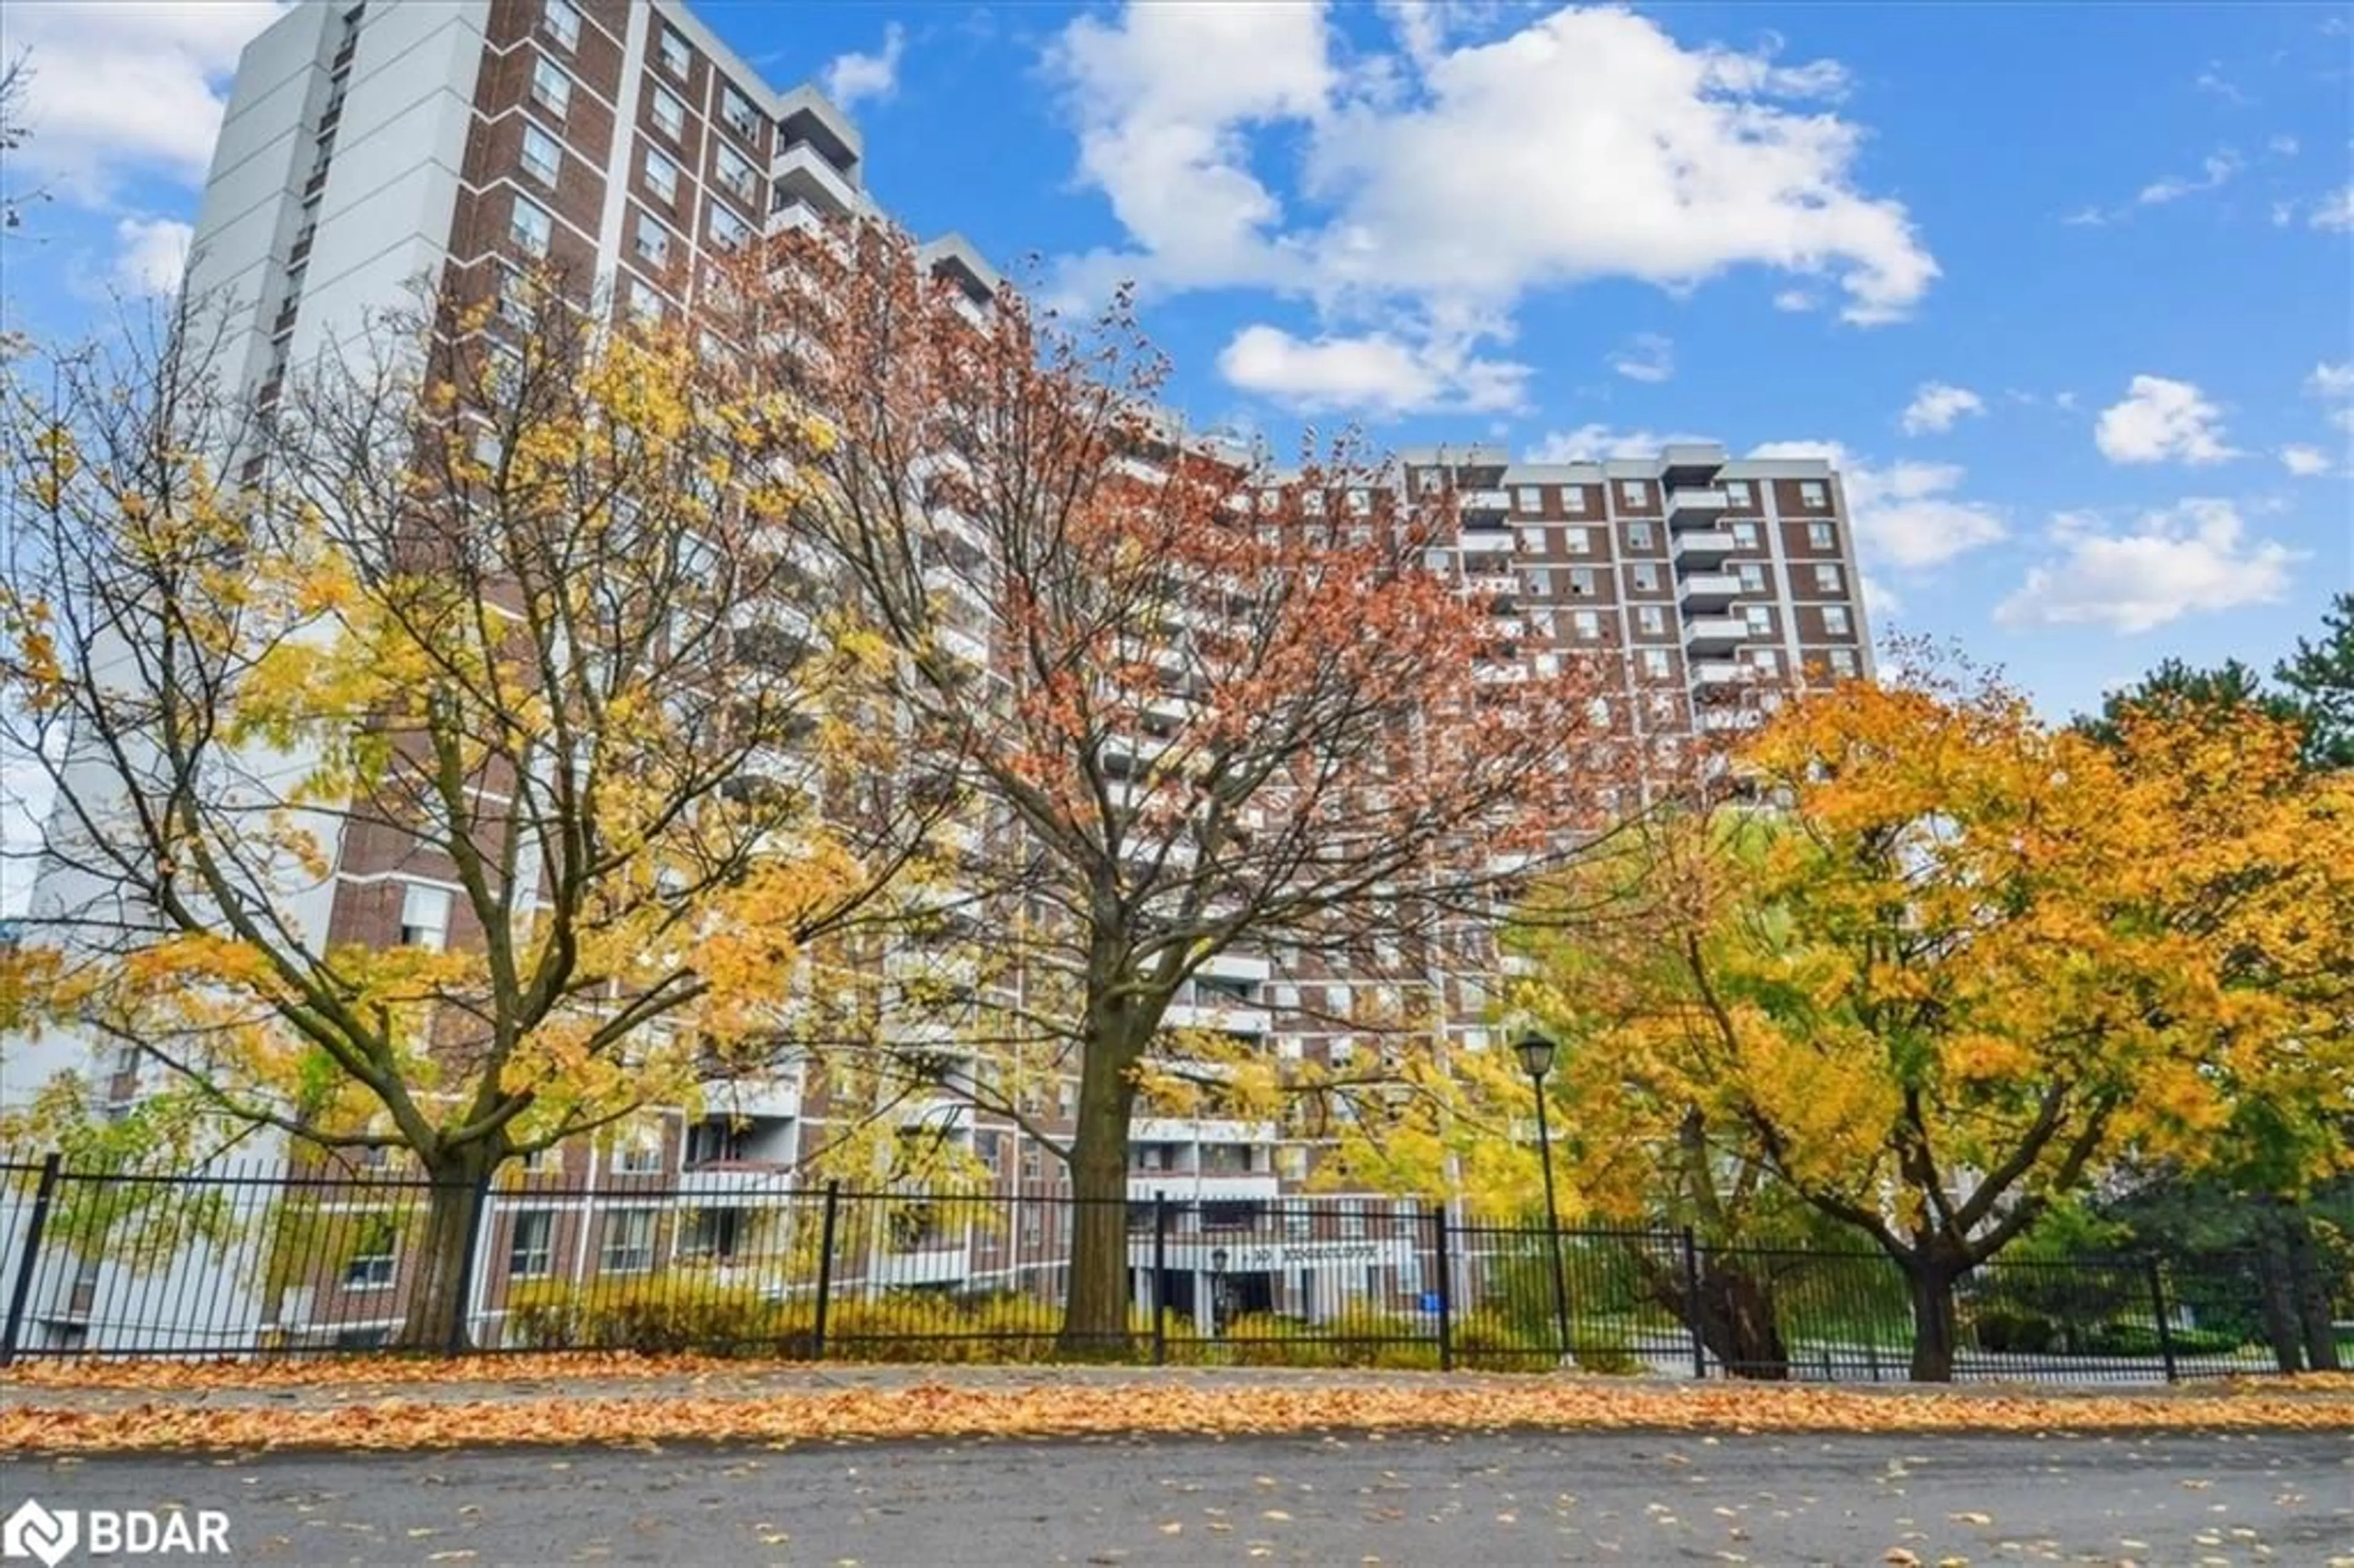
2,0 -> 2348,721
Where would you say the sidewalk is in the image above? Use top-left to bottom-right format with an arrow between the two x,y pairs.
4,1358 -> 2350,1453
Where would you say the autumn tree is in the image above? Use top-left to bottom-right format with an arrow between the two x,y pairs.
0,50 -> 37,234
714,230 -> 1629,1350
2276,590 -> 2354,771
1517,658 -> 2352,1379
0,272 -> 932,1345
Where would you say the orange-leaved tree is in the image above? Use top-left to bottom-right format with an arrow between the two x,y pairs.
712,229 -> 1633,1350
1512,655 -> 2351,1379
0,272 -> 932,1346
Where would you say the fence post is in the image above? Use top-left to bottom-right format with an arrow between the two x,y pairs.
1151,1192 -> 1170,1366
811,1180 -> 840,1361
1680,1227 -> 1708,1380
1,1153 -> 63,1369
446,1169 -> 495,1357
2146,1256 -> 2179,1384
1431,1203 -> 1454,1373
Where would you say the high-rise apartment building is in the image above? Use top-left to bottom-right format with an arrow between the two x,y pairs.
4,0 -> 1868,1349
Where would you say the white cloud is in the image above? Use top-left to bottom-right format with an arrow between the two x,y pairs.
2268,134 -> 2301,156
1995,500 -> 2301,633
1526,423 -> 1713,462
2309,362 -> 2354,398
1899,381 -> 1985,436
2312,186 -> 2354,230
2193,65 -> 2245,105
1216,323 -> 1526,416
820,22 -> 908,111
1607,333 -> 1674,384
2093,375 -> 2240,465
1859,573 -> 1903,622
0,2 -> 285,199
1751,439 -> 2007,571
1047,3 -> 1938,411
2062,205 -> 2111,227
2137,150 -> 2242,207
110,216 -> 189,295
1770,288 -> 1816,312
2280,444 -> 2335,477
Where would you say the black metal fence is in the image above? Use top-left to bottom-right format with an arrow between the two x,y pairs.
0,1156 -> 2310,1382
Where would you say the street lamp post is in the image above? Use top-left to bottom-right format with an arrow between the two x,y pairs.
1208,1245 -> 1230,1339
1515,1030 -> 1573,1367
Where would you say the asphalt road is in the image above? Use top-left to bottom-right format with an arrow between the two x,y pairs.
8,1428 -> 2350,1566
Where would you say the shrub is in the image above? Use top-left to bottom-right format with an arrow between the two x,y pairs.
505,1278 -> 804,1356
1570,1339 -> 1640,1375
1971,1308 -> 2059,1355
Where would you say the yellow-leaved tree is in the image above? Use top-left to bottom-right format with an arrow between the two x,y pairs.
1507,657 -> 2352,1379
0,273 -> 936,1346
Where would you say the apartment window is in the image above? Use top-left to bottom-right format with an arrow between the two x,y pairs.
1814,563 -> 1845,594
1723,479 -> 1752,507
1569,567 -> 1596,596
684,1209 -> 741,1261
628,276 -> 663,325
1637,605 -> 1666,636
1750,647 -> 1782,676
1631,563 -> 1659,593
1627,521 -> 1655,551
509,1212 -> 554,1279
1823,605 -> 1852,636
1526,567 -> 1550,595
614,1132 -> 663,1174
634,211 -> 669,267
1737,562 -> 1766,593
519,124 -> 561,186
1619,479 -> 1648,507
398,881 -> 451,949
508,196 -> 554,260
1565,526 -> 1592,554
658,25 -> 691,77
541,0 -> 580,50
1341,1201 -> 1367,1239
1572,609 -> 1601,640
1514,485 -> 1543,512
1651,692 -> 1678,720
1799,480 -> 1829,508
1641,647 -> 1672,679
1743,605 -> 1774,634
1829,648 -> 1860,678
343,1216 -> 396,1288
722,86 -> 759,141
1731,521 -> 1760,549
716,142 -> 755,201
600,1211 -> 655,1273
1809,520 -> 1837,551
652,86 -> 686,139
709,205 -> 750,251
530,56 -> 571,116
644,147 -> 678,203
1563,486 -> 1588,514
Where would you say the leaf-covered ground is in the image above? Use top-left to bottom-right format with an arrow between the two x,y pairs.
4,1361 -> 2350,1454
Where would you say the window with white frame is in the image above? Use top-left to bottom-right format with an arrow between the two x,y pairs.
1829,648 -> 1859,678
628,276 -> 662,325
716,142 -> 755,201
1750,647 -> 1781,676
1514,485 -> 1542,511
652,86 -> 685,139
614,1130 -> 663,1173
1814,563 -> 1844,593
1737,562 -> 1766,593
1619,479 -> 1648,507
1637,605 -> 1666,636
530,56 -> 571,116
1565,526 -> 1591,554
1627,521 -> 1655,551
398,881 -> 451,949
644,147 -> 677,202
1731,521 -> 1759,549
658,25 -> 690,76
509,195 -> 552,257
520,123 -> 561,185
1340,1201 -> 1367,1239
509,1212 -> 554,1278
1563,486 -> 1588,513
634,211 -> 669,265
1809,520 -> 1836,550
1823,605 -> 1851,636
1743,604 -> 1773,634
1631,562 -> 1659,593
709,205 -> 750,251
1641,647 -> 1672,679
1723,479 -> 1752,506
541,0 -> 581,50
1569,567 -> 1596,595
344,1215 -> 397,1288
1799,480 -> 1829,508
600,1210 -> 655,1272
722,86 -> 758,140
1572,609 -> 1601,639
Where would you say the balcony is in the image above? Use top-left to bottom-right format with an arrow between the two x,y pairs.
1161,1002 -> 1271,1038
1667,487 -> 1727,523
1672,529 -> 1738,563
1198,951 -> 1273,984
673,1165 -> 802,1203
1685,617 -> 1746,653
1678,571 -> 1741,611
701,1067 -> 802,1121
1127,1171 -> 1281,1204
1131,1117 -> 1281,1145
1461,571 -> 1518,598
1458,488 -> 1511,522
772,139 -> 858,218
1690,659 -> 1750,687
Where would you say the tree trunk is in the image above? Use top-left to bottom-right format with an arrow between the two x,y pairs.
1057,1001 -> 1145,1359
2280,1209 -> 2343,1374
398,1157 -> 489,1352
1905,1257 -> 1962,1382
2254,1206 -> 2308,1374
1697,1260 -> 1790,1380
